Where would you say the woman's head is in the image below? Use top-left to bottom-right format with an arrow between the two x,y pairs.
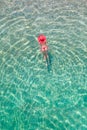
37,34 -> 47,45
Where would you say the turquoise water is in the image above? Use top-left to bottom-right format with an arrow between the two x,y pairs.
0,0 -> 87,130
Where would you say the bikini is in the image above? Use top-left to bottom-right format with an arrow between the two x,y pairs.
41,45 -> 48,52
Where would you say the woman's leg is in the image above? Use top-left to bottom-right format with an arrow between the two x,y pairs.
43,51 -> 48,60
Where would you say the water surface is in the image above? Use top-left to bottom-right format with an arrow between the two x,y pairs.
0,0 -> 87,130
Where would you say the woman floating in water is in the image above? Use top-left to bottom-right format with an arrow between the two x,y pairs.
37,34 -> 48,60
37,34 -> 52,71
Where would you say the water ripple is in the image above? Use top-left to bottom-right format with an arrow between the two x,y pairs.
0,0 -> 87,130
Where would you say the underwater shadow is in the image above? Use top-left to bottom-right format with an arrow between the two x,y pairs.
46,51 -> 53,72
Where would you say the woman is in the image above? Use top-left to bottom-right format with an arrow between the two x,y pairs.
37,34 -> 48,60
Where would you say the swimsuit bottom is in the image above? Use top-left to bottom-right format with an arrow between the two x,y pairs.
41,45 -> 48,52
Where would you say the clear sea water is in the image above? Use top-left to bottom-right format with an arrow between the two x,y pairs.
0,0 -> 87,130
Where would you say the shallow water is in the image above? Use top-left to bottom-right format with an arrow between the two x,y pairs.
0,0 -> 87,130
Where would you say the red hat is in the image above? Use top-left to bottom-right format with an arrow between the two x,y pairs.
37,34 -> 46,44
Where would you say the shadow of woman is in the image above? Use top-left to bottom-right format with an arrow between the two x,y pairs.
46,51 -> 53,72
